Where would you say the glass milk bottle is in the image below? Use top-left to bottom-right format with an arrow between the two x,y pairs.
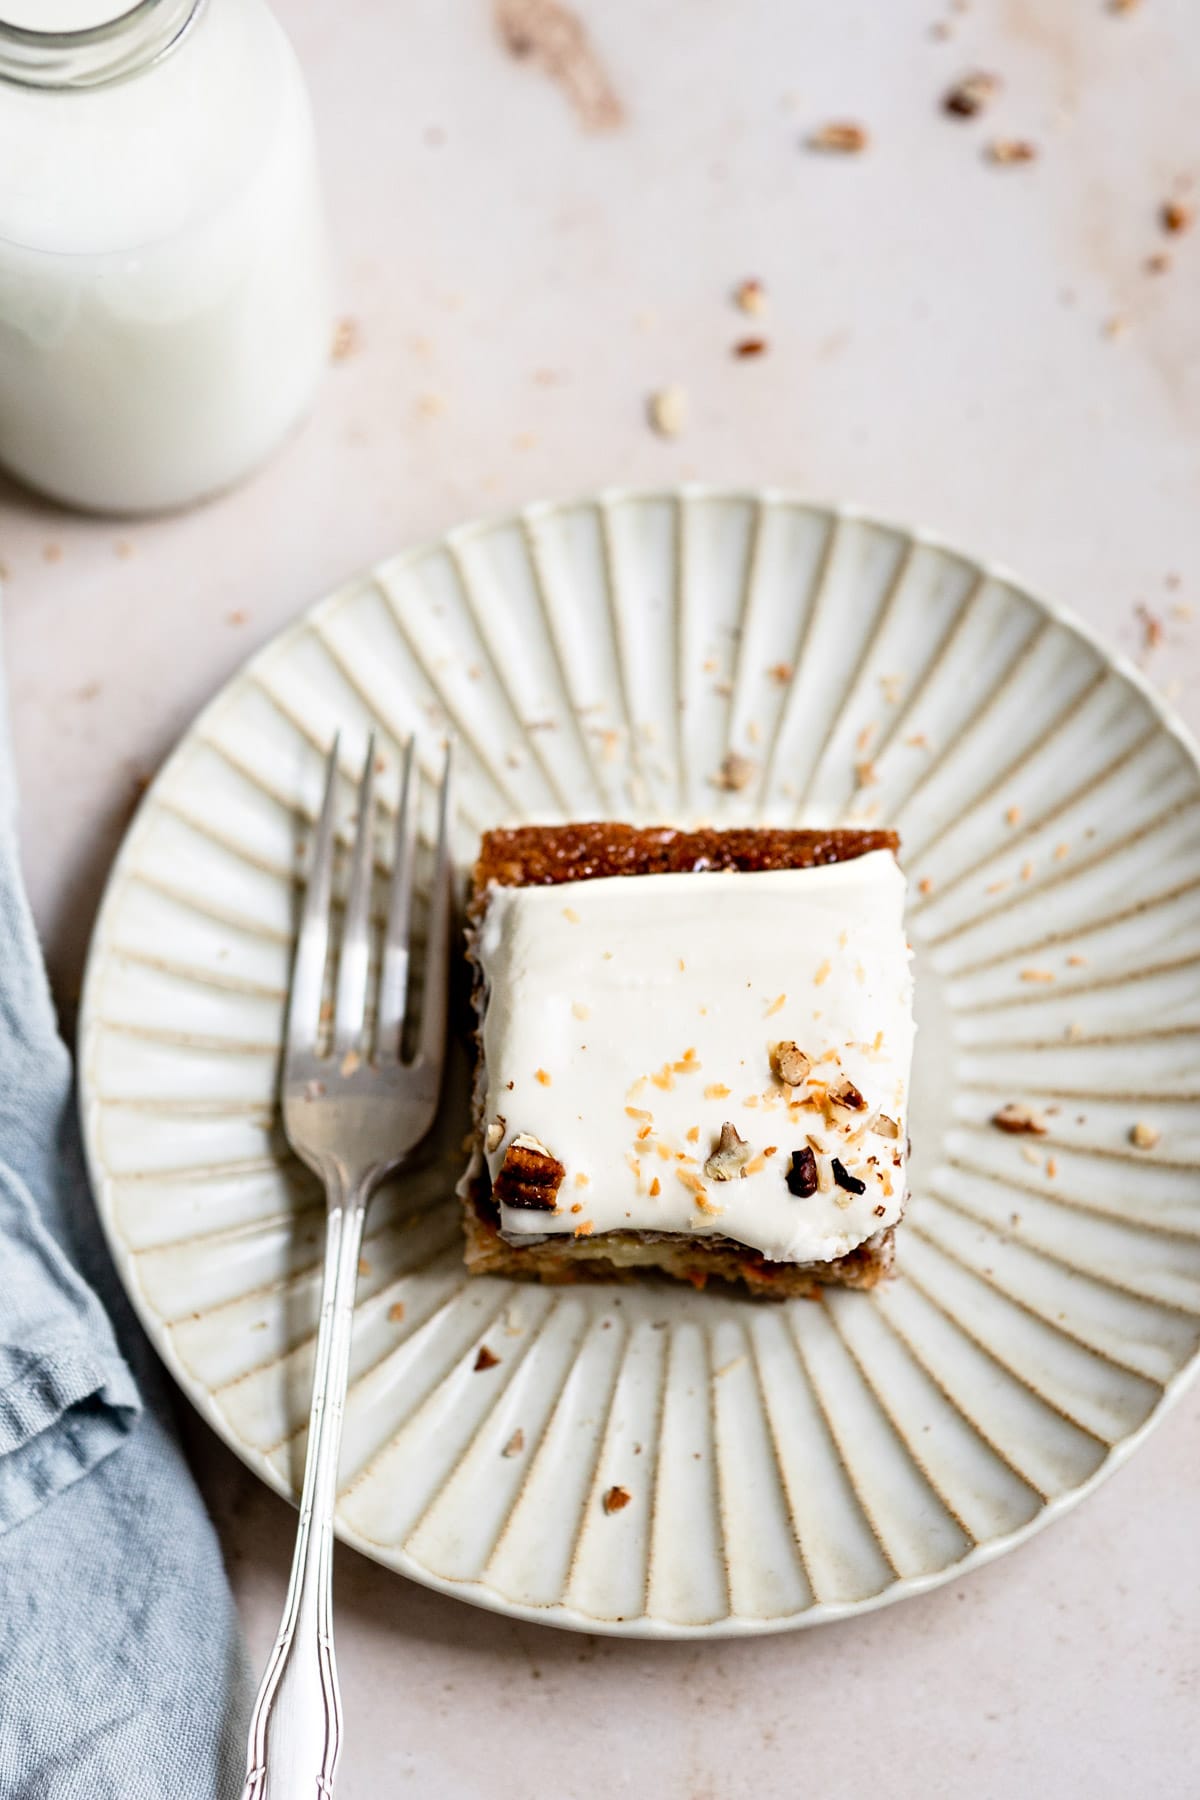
0,0 -> 330,514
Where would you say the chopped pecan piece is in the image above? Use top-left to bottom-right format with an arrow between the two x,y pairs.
1130,1120 -> 1161,1150
704,1122 -> 752,1181
991,1102 -> 1048,1136
831,1157 -> 866,1196
602,1485 -> 632,1514
828,1075 -> 868,1117
493,1132 -> 566,1209
773,1041 -> 813,1087
1162,200 -> 1193,235
474,1345 -> 501,1372
786,1146 -> 818,1198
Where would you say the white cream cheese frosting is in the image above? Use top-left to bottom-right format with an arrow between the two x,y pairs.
474,851 -> 915,1265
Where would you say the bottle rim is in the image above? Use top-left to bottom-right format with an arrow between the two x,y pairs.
0,0 -> 205,91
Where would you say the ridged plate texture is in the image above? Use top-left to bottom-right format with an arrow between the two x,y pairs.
79,490 -> 1200,1637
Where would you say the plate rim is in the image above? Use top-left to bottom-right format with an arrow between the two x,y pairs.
77,483 -> 1200,1638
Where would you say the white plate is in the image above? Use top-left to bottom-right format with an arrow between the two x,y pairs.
79,489 -> 1200,1638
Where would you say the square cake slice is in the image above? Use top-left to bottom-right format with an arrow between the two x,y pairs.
460,824 -> 915,1299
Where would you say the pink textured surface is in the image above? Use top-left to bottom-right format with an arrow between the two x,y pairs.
3,0 -> 1199,1793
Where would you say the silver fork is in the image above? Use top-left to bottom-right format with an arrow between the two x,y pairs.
241,732 -> 454,1800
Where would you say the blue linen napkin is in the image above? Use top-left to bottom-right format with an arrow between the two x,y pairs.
0,620 -> 250,1799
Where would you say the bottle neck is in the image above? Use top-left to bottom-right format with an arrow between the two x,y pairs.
0,0 -> 204,91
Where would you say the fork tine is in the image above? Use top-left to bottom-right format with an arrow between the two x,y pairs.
416,739 -> 455,1069
332,733 -> 377,1056
285,735 -> 340,1062
375,737 -> 416,1064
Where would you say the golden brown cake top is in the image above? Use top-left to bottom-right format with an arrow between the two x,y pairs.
474,822 -> 900,892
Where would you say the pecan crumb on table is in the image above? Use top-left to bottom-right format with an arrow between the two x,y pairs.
992,1102 -> 1049,1135
648,384 -> 687,437
807,121 -> 869,153
734,277 -> 767,315
987,138 -> 1037,165
711,751 -> 757,792
943,71 -> 999,117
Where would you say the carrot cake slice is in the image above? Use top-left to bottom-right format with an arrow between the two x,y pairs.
460,824 -> 914,1299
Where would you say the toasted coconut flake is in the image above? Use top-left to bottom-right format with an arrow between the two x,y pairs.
485,1116 -> 507,1153
502,1428 -> 525,1457
875,1113 -> 901,1140
1130,1120 -> 1161,1150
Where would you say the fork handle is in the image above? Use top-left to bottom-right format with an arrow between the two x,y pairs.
241,1173 -> 369,1800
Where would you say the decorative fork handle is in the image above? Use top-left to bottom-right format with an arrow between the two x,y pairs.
241,1170 -> 369,1800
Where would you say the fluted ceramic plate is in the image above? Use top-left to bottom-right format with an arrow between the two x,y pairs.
79,490 -> 1200,1637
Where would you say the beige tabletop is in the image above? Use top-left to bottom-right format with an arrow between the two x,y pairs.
4,1 -> 1200,1793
